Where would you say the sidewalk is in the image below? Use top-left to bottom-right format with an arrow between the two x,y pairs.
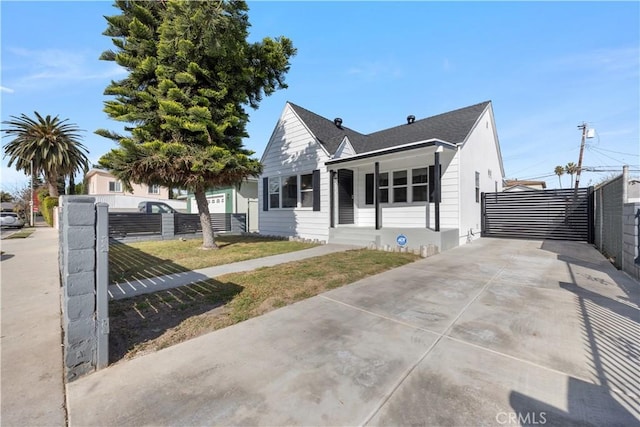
1,226 -> 66,426
109,243 -> 361,300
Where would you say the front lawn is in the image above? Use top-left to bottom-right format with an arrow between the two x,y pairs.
109,248 -> 420,362
109,235 -> 318,285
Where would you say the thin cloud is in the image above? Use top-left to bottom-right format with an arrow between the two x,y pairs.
5,47 -> 126,89
545,46 -> 639,79
347,60 -> 403,80
0,86 -> 15,93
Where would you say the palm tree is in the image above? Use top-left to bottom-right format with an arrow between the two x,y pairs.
554,165 -> 565,189
565,162 -> 578,188
2,112 -> 89,197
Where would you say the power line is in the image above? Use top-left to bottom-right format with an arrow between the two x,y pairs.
590,147 -> 640,157
588,146 -> 634,165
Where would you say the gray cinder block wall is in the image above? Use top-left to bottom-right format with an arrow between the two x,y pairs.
59,196 -> 98,381
622,203 -> 640,281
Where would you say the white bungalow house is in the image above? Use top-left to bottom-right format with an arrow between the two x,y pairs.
258,101 -> 504,252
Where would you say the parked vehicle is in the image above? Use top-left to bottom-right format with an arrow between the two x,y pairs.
1,212 -> 25,228
137,201 -> 179,214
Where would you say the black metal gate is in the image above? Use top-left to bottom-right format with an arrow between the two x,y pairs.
482,188 -> 594,242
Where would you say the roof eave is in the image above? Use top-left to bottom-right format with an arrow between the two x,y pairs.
325,138 -> 456,166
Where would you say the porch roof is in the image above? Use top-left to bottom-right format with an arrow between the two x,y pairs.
325,138 -> 456,166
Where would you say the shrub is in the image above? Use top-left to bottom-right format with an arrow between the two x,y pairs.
41,196 -> 59,227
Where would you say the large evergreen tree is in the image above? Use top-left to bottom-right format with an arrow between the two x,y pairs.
97,0 -> 295,249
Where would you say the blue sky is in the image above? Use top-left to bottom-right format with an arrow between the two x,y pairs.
1,1 -> 639,193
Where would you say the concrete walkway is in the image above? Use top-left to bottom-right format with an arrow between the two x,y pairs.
109,243 -> 360,300
68,238 -> 640,426
1,226 -> 66,426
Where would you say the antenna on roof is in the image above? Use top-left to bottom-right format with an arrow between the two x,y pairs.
334,118 -> 343,128
407,115 -> 415,125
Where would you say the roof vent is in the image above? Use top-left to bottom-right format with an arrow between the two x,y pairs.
407,115 -> 416,125
334,118 -> 343,128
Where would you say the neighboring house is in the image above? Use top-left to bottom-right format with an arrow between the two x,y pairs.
85,168 -> 186,212
186,179 -> 259,232
259,100 -> 504,251
503,179 -> 547,192
1,202 -> 16,212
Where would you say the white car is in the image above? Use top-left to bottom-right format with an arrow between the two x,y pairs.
1,212 -> 25,229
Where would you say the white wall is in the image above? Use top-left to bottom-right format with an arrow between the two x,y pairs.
91,195 -> 187,212
458,106 -> 504,243
259,104 -> 331,241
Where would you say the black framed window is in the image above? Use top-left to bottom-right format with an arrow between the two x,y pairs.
300,174 -> 313,207
412,168 -> 428,202
393,170 -> 407,203
269,177 -> 280,209
281,175 -> 297,208
379,172 -> 389,203
365,173 -> 374,205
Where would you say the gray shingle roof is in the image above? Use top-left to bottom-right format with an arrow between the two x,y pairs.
288,101 -> 491,155
288,103 -> 367,154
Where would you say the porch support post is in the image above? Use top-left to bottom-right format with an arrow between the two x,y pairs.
329,170 -> 335,228
374,161 -> 381,230
434,148 -> 441,232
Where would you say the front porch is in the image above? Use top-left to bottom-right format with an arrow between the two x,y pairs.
325,139 -> 460,251
328,226 -> 460,252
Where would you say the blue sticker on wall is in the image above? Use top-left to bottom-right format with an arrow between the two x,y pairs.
396,234 -> 407,247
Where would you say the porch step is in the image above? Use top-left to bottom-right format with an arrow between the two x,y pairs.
328,228 -> 378,247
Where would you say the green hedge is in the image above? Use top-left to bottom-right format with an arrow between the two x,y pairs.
41,196 -> 59,227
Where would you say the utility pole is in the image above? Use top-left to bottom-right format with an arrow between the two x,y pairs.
574,122 -> 588,196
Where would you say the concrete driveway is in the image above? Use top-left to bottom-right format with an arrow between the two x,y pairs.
67,238 -> 639,426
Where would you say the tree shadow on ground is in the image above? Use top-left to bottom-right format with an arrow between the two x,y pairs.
1,253 -> 14,261
109,278 -> 243,364
108,235 -> 298,285
109,239 -> 192,285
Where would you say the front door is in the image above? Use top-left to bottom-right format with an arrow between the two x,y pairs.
337,169 -> 354,225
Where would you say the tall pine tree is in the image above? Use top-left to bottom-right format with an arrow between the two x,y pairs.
97,0 -> 295,248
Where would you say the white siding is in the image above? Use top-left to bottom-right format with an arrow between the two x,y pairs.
458,106 -> 504,243
440,151 -> 460,229
333,138 -> 356,159
259,104 -> 331,241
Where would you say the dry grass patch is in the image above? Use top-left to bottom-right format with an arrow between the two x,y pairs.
109,249 -> 419,363
109,235 -> 317,285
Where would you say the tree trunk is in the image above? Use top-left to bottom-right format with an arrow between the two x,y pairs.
46,171 -> 59,197
47,181 -> 59,198
194,186 -> 218,250
68,173 -> 76,195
